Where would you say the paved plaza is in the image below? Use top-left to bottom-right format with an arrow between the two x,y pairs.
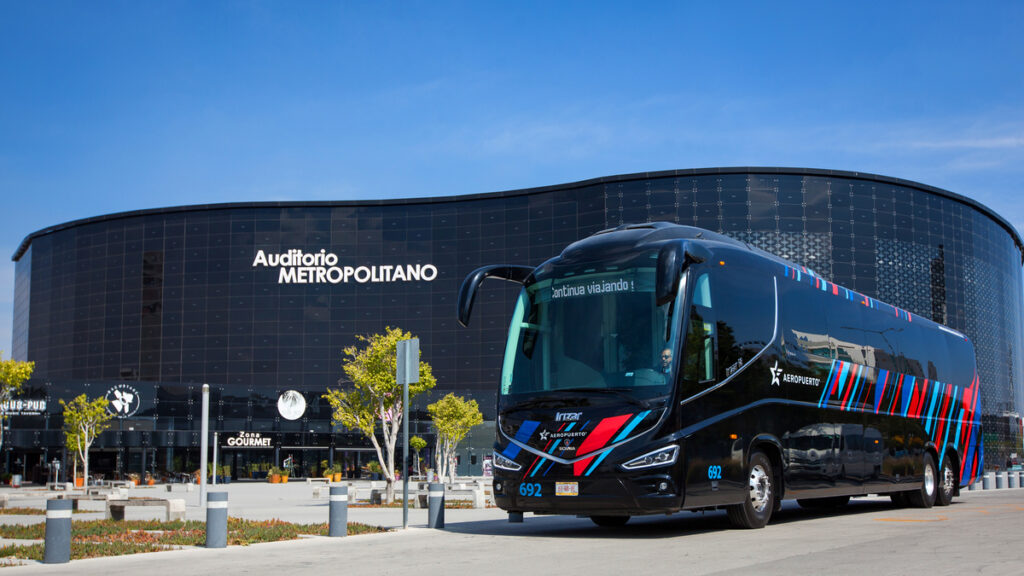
0,482 -> 1022,575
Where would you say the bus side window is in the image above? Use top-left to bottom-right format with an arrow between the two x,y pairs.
683,273 -> 716,384
683,306 -> 716,383
711,260 -> 774,377
779,280 -> 832,368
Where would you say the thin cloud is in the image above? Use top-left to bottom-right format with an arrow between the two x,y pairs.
905,136 -> 1024,150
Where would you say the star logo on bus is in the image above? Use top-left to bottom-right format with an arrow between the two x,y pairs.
769,361 -> 783,386
539,430 -> 550,441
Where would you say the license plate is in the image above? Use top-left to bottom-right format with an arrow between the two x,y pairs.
556,482 -> 578,496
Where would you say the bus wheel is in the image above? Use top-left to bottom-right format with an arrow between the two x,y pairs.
727,450 -> 774,529
590,515 -> 630,527
935,453 -> 955,507
907,453 -> 937,508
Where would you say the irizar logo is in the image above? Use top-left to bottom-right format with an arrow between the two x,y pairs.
555,411 -> 581,422
769,361 -> 783,387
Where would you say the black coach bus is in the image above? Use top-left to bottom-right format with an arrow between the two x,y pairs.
458,223 -> 984,528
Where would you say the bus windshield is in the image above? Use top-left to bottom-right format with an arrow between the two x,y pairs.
500,254 -> 683,401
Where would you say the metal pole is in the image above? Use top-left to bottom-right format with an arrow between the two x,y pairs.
403,361 -> 410,530
200,384 -> 209,504
212,432 -> 218,485
397,338 -> 419,530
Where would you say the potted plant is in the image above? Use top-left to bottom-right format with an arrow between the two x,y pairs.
268,466 -> 281,484
127,472 -> 140,486
333,462 -> 343,482
321,460 -> 331,479
367,461 -> 383,480
145,472 -> 155,486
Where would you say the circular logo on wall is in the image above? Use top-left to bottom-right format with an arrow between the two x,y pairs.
106,384 -> 141,418
277,390 -> 306,421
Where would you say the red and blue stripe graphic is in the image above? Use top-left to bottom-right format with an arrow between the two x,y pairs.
501,420 -> 539,460
782,265 -> 913,322
504,411 -> 654,480
818,359 -> 984,485
573,410 -> 651,477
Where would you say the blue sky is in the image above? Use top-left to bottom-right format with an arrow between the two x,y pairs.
2,1 -> 1023,357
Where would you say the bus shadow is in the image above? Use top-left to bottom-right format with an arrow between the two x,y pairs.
442,498 -> 945,539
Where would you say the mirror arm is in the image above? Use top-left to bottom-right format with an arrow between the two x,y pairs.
457,265 -> 534,327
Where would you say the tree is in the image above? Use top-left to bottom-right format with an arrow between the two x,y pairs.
428,393 -> 483,483
60,395 -> 112,485
410,435 -> 427,477
0,352 -> 35,457
323,327 -> 436,502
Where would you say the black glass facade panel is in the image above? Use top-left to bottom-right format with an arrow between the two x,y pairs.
9,168 -> 1024,476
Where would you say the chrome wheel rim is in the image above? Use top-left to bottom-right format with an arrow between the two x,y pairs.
749,464 -> 771,513
942,465 -> 955,495
924,461 -> 936,496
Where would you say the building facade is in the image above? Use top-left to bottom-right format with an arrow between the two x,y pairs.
9,168 -> 1024,482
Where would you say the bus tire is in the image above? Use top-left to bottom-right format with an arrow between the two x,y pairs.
727,450 -> 774,529
935,453 -> 955,507
590,515 -> 630,527
907,453 -> 937,508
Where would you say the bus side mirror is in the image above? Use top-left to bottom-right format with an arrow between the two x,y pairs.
656,241 -> 709,305
458,265 -> 535,327
656,243 -> 683,306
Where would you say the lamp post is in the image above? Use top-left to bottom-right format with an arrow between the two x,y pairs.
200,384 -> 209,504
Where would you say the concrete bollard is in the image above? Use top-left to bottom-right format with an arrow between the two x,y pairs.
44,499 -> 73,564
472,483 -> 486,509
996,472 -> 1006,489
205,491 -> 228,548
427,483 -> 445,529
983,472 -> 993,490
329,485 -> 348,537
167,499 -> 187,522
1009,472 -> 1018,489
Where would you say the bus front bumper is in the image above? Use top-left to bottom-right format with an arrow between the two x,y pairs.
491,473 -> 684,516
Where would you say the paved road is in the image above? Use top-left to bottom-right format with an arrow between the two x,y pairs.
1,485 -> 1022,575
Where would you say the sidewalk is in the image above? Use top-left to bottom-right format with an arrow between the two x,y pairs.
0,478 -> 499,528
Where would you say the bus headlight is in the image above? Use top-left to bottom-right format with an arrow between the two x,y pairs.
493,450 -> 522,471
621,445 -> 679,471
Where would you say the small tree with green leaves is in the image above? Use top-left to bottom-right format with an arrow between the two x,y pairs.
60,395 -> 113,485
428,393 -> 483,483
0,352 -> 35,457
410,435 -> 427,477
323,327 -> 436,502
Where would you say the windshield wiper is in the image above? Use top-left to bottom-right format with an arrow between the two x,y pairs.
556,387 -> 652,409
502,396 -> 590,412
